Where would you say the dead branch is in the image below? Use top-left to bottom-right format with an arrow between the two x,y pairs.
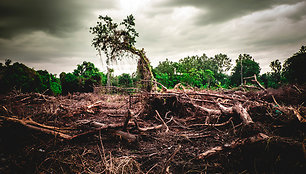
114,130 -> 138,142
0,116 -> 72,139
86,100 -> 103,113
173,83 -> 186,92
217,102 -> 254,125
243,74 -> 266,90
216,103 -> 234,115
189,117 -> 233,127
194,104 -> 222,115
155,110 -> 169,132
233,103 -> 254,125
198,133 -> 269,159
149,92 -> 248,103
76,120 -> 134,130
162,145 -> 182,174
288,107 -> 306,123
181,97 -> 233,106
134,120 -> 163,131
141,80 -> 168,92
241,84 -> 261,90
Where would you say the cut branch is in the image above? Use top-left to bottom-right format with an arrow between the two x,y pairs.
155,110 -> 169,132
0,116 -> 72,139
198,133 -> 269,159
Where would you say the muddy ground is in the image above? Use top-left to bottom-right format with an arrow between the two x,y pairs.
0,85 -> 305,173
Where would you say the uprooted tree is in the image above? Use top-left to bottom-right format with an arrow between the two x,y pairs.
90,14 -> 155,91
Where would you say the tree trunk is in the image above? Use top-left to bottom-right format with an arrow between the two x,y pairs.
106,66 -> 111,89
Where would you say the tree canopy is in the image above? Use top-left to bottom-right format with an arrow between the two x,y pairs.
230,54 -> 260,86
282,46 -> 306,84
90,14 -> 154,90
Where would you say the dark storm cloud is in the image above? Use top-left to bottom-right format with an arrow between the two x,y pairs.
0,0 -> 114,39
161,0 -> 304,25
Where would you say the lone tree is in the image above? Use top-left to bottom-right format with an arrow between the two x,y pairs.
90,14 -> 155,91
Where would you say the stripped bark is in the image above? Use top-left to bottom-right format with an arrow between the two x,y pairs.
233,103 -> 254,125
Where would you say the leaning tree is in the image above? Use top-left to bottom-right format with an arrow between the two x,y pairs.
90,14 -> 155,91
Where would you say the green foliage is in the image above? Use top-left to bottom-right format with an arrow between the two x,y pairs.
213,53 -> 232,74
282,46 -> 306,84
60,61 -> 103,94
230,54 -> 261,86
153,53 -> 231,89
90,15 -> 139,63
259,59 -> 283,89
0,60 -> 62,95
37,70 -> 51,92
90,14 -> 154,91
50,74 -> 62,95
118,73 -> 133,87
60,72 -> 79,94
178,54 -> 218,73
0,61 -> 40,93
153,59 -> 180,88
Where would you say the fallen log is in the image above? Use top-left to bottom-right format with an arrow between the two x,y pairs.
149,92 -> 248,103
1,116 -> 138,142
72,120 -> 138,142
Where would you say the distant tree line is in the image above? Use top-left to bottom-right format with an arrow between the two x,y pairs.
0,46 -> 305,95
153,46 -> 305,89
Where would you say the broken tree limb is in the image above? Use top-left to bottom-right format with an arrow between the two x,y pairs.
233,103 -> 254,125
198,133 -> 269,159
86,100 -> 103,113
216,103 -> 254,125
189,117 -> 233,127
134,120 -> 163,131
70,120 -> 137,142
114,130 -> 138,143
76,120 -> 134,130
173,83 -> 186,92
141,80 -> 168,92
216,103 -> 234,115
149,92 -> 248,103
0,116 -> 72,139
253,74 -> 266,90
244,74 -> 266,90
162,145 -> 182,174
288,107 -> 306,123
181,97 -> 233,106
194,104 -> 222,115
155,110 -> 169,132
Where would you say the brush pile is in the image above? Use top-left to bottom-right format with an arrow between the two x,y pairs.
0,85 -> 305,173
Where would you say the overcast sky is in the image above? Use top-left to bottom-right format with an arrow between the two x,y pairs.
1,0 -> 305,75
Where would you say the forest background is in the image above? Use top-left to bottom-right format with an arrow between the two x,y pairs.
0,45 -> 305,95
